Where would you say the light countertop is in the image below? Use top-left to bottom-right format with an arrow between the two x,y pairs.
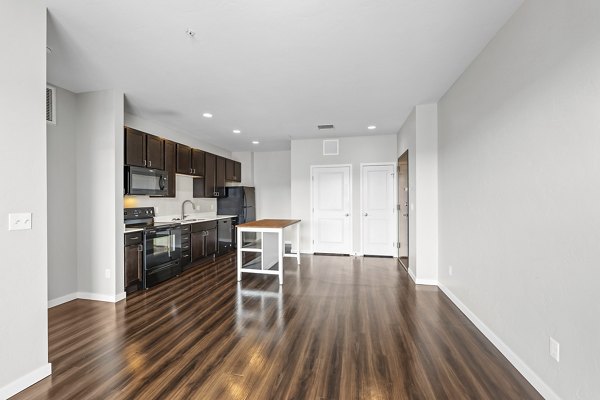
124,215 -> 237,235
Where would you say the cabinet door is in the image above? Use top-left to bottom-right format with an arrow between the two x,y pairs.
192,149 -> 205,176
145,134 -> 164,170
206,228 -> 217,255
204,152 -> 216,197
225,158 -> 235,181
164,140 -> 176,197
124,244 -> 142,290
191,231 -> 205,261
125,127 -> 146,167
216,156 -> 226,197
234,161 -> 242,182
176,144 -> 192,174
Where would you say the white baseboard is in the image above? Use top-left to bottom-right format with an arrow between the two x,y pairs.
415,278 -> 438,286
48,292 -> 78,308
438,283 -> 560,400
77,292 -> 125,303
0,362 -> 51,400
48,292 -> 127,307
407,268 -> 417,282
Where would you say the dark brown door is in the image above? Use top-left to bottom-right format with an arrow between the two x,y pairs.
164,140 -> 176,197
206,228 -> 217,255
234,161 -> 242,182
192,149 -> 205,176
124,244 -> 142,290
176,144 -> 192,174
145,134 -> 164,170
225,158 -> 235,181
191,231 -> 205,261
124,127 -> 146,167
216,156 -> 226,197
204,152 -> 216,197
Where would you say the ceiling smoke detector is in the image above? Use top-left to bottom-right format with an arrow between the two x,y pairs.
317,124 -> 335,130
185,28 -> 196,38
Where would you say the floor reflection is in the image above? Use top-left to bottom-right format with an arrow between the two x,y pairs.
235,282 -> 284,334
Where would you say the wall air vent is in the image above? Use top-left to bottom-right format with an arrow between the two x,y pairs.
46,85 -> 56,125
318,124 -> 335,130
323,139 -> 339,156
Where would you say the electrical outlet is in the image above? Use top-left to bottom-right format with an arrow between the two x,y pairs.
449,265 -> 453,276
8,213 -> 32,231
105,269 -> 111,279
550,337 -> 560,362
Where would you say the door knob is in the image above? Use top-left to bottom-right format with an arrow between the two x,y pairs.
364,213 -> 368,217
345,213 -> 350,217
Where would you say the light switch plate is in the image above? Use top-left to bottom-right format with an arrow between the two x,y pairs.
9,213 -> 32,231
550,337 -> 560,362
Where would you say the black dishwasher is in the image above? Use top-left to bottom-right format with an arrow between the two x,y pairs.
217,218 -> 233,254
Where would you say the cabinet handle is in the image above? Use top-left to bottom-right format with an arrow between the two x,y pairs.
137,244 -> 143,252
144,160 -> 147,166
129,236 -> 139,240
149,160 -> 152,167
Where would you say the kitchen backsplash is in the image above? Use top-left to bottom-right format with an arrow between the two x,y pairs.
124,174 -> 216,217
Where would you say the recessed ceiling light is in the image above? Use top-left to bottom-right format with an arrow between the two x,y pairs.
368,125 -> 376,130
202,113 -> 213,118
185,28 -> 196,38
252,141 -> 259,145
233,129 -> 241,134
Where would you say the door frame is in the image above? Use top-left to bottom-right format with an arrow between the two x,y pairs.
397,150 -> 409,264
359,162 -> 397,256
310,164 -> 353,255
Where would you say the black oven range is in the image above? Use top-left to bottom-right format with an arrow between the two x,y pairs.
124,207 -> 181,289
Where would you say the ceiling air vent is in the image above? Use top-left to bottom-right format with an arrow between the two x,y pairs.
318,124 -> 334,130
46,85 -> 56,125
323,139 -> 339,156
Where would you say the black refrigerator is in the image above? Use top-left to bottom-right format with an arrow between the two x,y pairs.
217,186 -> 256,246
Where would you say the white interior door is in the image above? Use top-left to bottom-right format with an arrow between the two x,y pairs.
361,164 -> 395,256
312,166 -> 352,254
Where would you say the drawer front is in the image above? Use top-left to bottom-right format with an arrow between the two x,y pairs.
191,220 -> 218,232
125,232 -> 143,246
181,224 -> 191,234
181,250 -> 191,266
181,233 -> 190,244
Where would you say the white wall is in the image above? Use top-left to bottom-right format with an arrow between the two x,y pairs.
397,105 -> 439,283
47,86 -> 78,302
415,104 -> 438,284
76,90 -> 125,301
254,151 -> 291,220
438,0 -> 600,398
291,135 -> 397,253
0,0 -> 51,397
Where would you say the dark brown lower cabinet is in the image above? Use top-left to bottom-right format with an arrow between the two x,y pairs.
124,232 -> 143,293
190,221 -> 218,263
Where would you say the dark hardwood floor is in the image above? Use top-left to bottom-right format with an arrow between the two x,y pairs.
14,254 -> 541,400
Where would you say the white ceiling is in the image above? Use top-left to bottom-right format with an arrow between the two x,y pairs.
46,0 -> 523,152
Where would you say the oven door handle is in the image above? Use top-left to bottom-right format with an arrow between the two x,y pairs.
171,231 -> 176,252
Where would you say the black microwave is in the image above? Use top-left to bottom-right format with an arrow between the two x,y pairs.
125,166 -> 168,196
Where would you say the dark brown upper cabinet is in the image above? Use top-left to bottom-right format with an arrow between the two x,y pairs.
204,152 -> 217,197
216,156 -> 226,196
164,140 -> 176,197
145,135 -> 164,170
225,158 -> 242,182
176,144 -> 204,176
124,127 -> 164,169
195,153 -> 226,198
176,143 -> 192,174
192,149 -> 205,177
234,161 -> 242,183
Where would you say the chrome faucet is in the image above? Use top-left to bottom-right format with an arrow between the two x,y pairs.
181,200 -> 196,221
